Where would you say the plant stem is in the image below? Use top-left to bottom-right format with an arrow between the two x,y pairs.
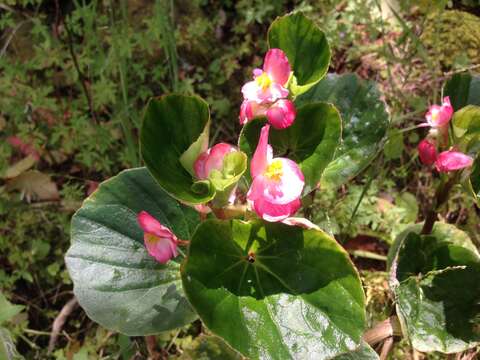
421,175 -> 457,235
363,316 -> 402,346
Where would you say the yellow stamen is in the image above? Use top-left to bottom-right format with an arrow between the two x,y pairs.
255,72 -> 272,90
264,160 -> 283,181
431,109 -> 439,122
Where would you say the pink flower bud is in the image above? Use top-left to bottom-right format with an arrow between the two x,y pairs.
137,211 -> 178,264
425,96 -> 453,128
193,143 -> 237,180
247,124 -> 304,222
418,139 -> 437,165
435,150 -> 474,173
266,100 -> 296,129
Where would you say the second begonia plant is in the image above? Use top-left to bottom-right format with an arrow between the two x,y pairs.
64,11 -> 480,360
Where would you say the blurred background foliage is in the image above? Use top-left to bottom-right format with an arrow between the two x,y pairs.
0,0 -> 479,358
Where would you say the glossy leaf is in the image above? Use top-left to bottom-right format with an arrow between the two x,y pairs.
444,73 -> 480,110
334,342 -> 379,360
388,222 -> 480,353
239,102 -> 341,194
182,219 -> 366,360
297,73 -> 389,189
452,105 -> 480,152
397,267 -> 480,353
65,168 -> 199,336
268,12 -> 330,96
140,94 -> 215,204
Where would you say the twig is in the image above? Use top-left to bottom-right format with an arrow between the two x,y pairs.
363,316 -> 402,346
380,337 -> 394,360
64,24 -> 98,124
48,297 -> 78,353
145,336 -> 162,360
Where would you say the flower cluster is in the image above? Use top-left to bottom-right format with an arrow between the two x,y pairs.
239,49 -> 296,129
138,49 -> 306,264
418,96 -> 473,172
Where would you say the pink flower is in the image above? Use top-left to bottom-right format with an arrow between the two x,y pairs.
240,99 -> 296,130
137,211 -> 178,264
418,139 -> 437,165
247,124 -> 304,222
435,150 -> 473,173
193,143 -> 237,180
425,96 -> 453,128
241,49 -> 290,104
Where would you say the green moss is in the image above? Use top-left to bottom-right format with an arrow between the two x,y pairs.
421,10 -> 480,68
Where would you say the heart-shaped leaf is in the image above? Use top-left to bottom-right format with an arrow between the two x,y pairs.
239,102 -> 341,195
268,12 -> 330,96
182,219 -> 366,360
444,73 -> 480,110
65,167 -> 199,336
140,95 -> 215,205
388,222 -> 480,353
296,73 -> 389,189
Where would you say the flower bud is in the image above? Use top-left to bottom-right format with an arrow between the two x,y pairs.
435,150 -> 473,173
418,139 -> 437,165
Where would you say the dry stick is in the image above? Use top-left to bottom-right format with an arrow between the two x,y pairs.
64,24 -> 98,124
363,316 -> 402,346
145,335 -> 162,360
48,297 -> 78,353
380,337 -> 394,360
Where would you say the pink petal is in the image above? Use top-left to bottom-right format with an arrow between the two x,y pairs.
418,139 -> 437,165
239,101 -> 267,125
137,211 -> 176,240
253,197 -> 301,222
266,100 -> 296,129
193,152 -> 209,179
425,97 -> 453,128
247,158 -> 304,205
203,143 -> 236,176
282,217 -> 320,230
251,124 -> 271,178
241,81 -> 262,102
253,68 -> 263,77
435,151 -> 473,172
144,234 -> 178,264
264,48 -> 291,86
268,83 -> 289,102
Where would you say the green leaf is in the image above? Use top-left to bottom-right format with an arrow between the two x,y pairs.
333,342 -> 379,360
182,219 -> 366,359
0,328 -> 23,360
297,73 -> 389,189
140,94 -> 215,205
469,156 -> 480,204
239,102 -> 341,195
387,222 -> 479,272
397,267 -> 480,353
179,119 -> 210,177
268,12 -> 330,96
65,168 -> 199,336
388,222 -> 480,353
452,105 -> 480,152
0,293 -> 24,326
444,73 -> 480,110
383,130 -> 404,160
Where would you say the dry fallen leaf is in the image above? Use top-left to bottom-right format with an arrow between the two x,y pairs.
6,170 -> 59,202
3,155 -> 37,179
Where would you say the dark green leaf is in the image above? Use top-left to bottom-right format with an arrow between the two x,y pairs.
140,95 -> 215,204
182,219 -> 366,359
452,105 -> 480,153
397,267 -> 480,353
297,73 -> 389,189
444,73 -> 480,110
239,102 -> 341,194
388,223 -> 480,353
469,156 -> 480,204
268,12 -> 330,96
65,168 -> 199,336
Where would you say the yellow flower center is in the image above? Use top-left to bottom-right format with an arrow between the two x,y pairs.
255,72 -> 272,90
431,109 -> 439,122
264,160 -> 283,181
